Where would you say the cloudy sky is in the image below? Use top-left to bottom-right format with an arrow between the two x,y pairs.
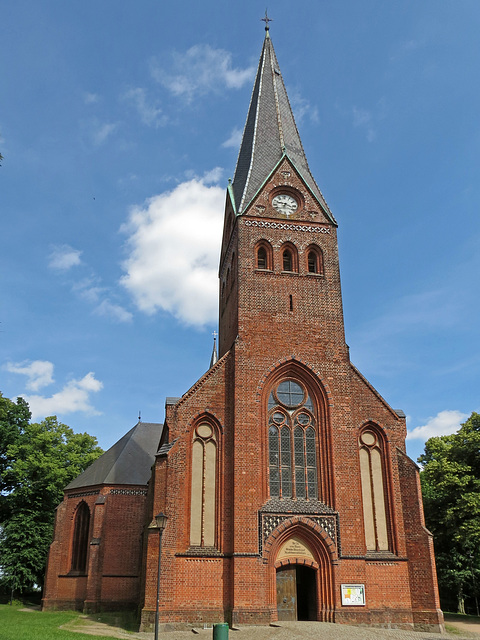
1,1 -> 479,463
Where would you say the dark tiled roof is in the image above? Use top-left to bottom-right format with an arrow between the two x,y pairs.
232,33 -> 334,221
66,421 -> 163,490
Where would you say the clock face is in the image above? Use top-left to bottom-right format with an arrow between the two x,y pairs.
272,193 -> 298,216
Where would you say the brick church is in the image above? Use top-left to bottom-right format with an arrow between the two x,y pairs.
43,26 -> 444,632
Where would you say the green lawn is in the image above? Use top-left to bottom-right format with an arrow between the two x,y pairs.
0,604 -> 134,640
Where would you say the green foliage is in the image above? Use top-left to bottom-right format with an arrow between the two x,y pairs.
0,394 -> 31,502
419,412 -> 480,615
0,398 -> 103,596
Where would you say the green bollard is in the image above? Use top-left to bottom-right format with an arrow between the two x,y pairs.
212,622 -> 229,639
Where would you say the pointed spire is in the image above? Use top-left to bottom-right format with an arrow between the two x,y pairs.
231,28 -> 334,221
209,331 -> 218,368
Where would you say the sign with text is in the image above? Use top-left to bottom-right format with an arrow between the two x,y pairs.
277,536 -> 314,561
341,584 -> 365,606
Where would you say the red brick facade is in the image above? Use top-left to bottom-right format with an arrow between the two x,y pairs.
43,32 -> 444,632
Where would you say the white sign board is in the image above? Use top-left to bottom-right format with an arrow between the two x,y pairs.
341,584 -> 365,606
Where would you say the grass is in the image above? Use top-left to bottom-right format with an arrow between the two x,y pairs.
0,604 -> 137,640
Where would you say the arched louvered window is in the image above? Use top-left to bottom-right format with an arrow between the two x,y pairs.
283,249 -> 293,272
71,501 -> 90,573
359,428 -> 390,551
190,422 -> 217,547
258,246 -> 267,269
255,241 -> 273,271
307,245 -> 324,274
268,380 -> 318,500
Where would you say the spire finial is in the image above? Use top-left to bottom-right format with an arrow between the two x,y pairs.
261,9 -> 272,33
138,410 -> 141,423
210,331 -> 218,369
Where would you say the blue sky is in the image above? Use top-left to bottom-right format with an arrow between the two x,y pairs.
1,1 -> 479,463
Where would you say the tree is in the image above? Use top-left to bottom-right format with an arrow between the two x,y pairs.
0,400 -> 103,596
419,412 -> 480,615
0,394 -> 31,501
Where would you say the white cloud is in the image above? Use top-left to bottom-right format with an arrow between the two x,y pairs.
94,299 -> 133,323
352,106 -> 376,142
290,91 -> 319,125
21,372 -> 103,420
222,127 -> 243,149
407,410 -> 469,441
151,44 -> 255,102
48,245 -> 82,270
71,278 -> 132,323
90,119 -> 118,146
5,360 -> 54,392
73,278 -> 105,304
200,166 -> 223,184
84,92 -> 99,105
120,173 -> 224,326
123,87 -> 168,128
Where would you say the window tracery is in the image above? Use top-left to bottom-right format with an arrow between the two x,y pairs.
268,380 -> 318,500
190,422 -> 217,547
359,427 -> 390,551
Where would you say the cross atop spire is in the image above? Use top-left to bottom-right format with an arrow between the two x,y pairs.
261,9 -> 273,32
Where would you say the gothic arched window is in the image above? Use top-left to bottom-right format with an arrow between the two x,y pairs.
359,427 -> 390,551
256,241 -> 273,270
283,249 -> 293,272
307,245 -> 324,274
268,380 -> 318,500
190,422 -> 217,547
258,246 -> 267,269
71,501 -> 90,573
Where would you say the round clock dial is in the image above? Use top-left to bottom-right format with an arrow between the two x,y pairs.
272,193 -> 298,216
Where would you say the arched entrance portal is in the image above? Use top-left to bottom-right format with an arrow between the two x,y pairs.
266,519 -> 336,623
276,564 -> 317,621
275,535 -> 320,621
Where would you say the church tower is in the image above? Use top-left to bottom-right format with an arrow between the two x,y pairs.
140,25 -> 444,631
42,22 -> 444,633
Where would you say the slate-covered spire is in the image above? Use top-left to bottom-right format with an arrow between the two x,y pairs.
231,30 -> 333,220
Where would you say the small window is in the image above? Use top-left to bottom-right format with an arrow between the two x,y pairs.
257,246 -> 267,269
307,246 -> 324,274
256,241 -> 273,270
283,249 -> 293,271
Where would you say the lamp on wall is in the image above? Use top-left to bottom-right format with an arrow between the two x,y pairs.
154,512 -> 168,640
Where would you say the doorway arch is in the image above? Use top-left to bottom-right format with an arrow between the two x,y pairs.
266,517 -> 336,622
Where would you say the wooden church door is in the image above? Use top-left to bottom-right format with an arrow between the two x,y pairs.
276,565 -> 317,621
276,566 -> 297,620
